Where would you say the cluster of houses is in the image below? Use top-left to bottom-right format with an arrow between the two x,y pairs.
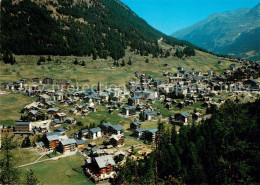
1,58 -> 259,182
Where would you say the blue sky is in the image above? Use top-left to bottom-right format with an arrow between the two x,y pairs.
120,0 -> 259,35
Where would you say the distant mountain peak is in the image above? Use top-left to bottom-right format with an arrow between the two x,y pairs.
171,3 -> 260,60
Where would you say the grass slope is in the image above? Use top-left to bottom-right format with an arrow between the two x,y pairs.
0,51 -> 235,125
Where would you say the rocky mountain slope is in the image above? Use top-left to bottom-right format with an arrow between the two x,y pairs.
172,3 -> 260,60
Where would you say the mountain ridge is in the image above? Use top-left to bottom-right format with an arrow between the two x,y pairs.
172,3 -> 260,60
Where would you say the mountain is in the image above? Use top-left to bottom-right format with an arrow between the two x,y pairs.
172,3 -> 260,60
0,0 -> 196,60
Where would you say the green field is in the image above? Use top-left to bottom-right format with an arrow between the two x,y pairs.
19,154 -> 92,185
0,148 -> 91,184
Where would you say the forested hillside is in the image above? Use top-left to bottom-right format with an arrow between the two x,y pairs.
113,100 -> 260,184
1,0 -> 196,60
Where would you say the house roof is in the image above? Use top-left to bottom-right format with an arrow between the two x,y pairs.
91,147 -> 100,152
52,119 -> 62,124
64,117 -> 75,122
132,121 -> 141,126
15,122 -> 30,126
81,129 -> 89,133
136,128 -> 146,133
147,128 -> 158,133
181,112 -> 190,118
29,110 -> 38,115
61,138 -> 76,146
40,94 -> 50,99
90,127 -> 101,133
111,125 -> 123,131
144,110 -> 157,115
123,106 -> 136,110
95,155 -> 116,168
47,134 -> 60,141
101,122 -> 112,127
76,140 -> 85,145
47,108 -> 60,112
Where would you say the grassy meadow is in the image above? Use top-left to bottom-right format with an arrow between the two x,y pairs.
19,154 -> 93,185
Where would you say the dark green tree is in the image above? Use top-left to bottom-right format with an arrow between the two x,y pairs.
21,136 -> 31,148
24,169 -> 39,185
0,134 -> 20,184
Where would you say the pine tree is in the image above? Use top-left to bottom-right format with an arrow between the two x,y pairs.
21,136 -> 31,148
78,130 -> 82,139
24,169 -> 39,185
121,59 -> 125,66
127,57 -> 132,65
0,135 -> 20,184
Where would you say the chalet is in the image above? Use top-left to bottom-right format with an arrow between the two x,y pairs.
108,125 -> 124,136
85,155 -> 116,182
218,60 -> 223,65
88,127 -> 102,140
46,101 -> 55,108
169,76 -> 183,84
192,112 -> 202,121
28,110 -> 42,120
1,82 -> 9,89
128,96 -> 140,106
13,81 -> 23,90
133,127 -> 145,139
76,140 -> 85,150
100,122 -> 112,135
31,77 -> 41,83
141,110 -> 158,121
42,77 -> 54,85
47,108 -> 61,116
130,121 -> 141,130
14,122 -> 32,134
229,64 -> 236,71
69,108 -> 77,115
99,92 -> 109,103
39,94 -> 50,104
133,91 -> 158,100
145,128 -> 158,142
64,117 -> 76,125
122,106 -> 136,116
60,139 -> 77,153
54,92 -> 64,101
174,112 -> 190,125
8,84 -> 14,90
81,129 -> 89,138
46,133 -> 61,149
109,134 -> 125,147
24,102 -> 40,111
50,119 -> 62,126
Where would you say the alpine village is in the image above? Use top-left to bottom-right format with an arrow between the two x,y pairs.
0,0 -> 259,185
